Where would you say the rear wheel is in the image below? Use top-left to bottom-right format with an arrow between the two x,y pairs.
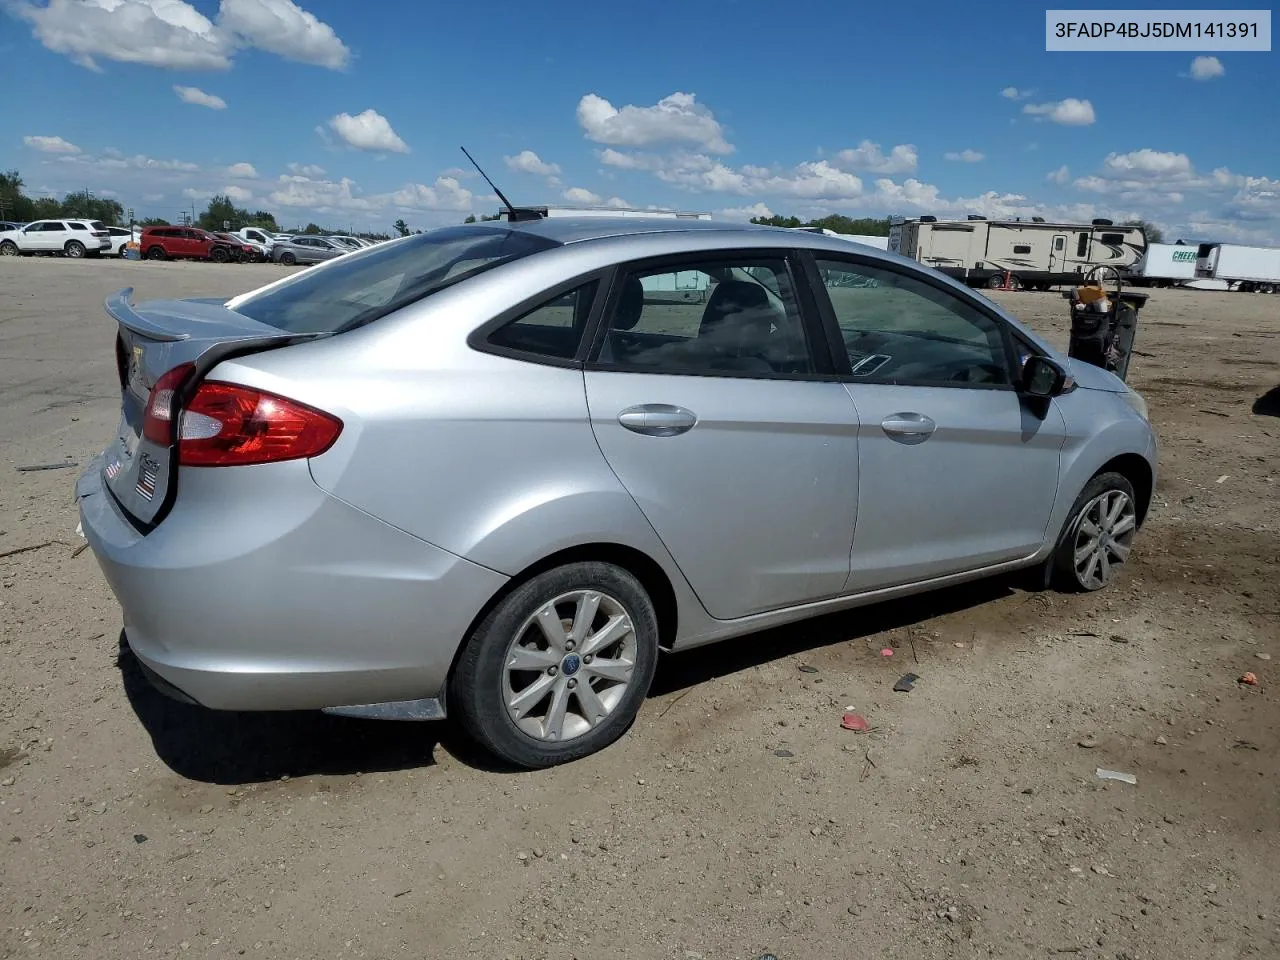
0,241 -> 17,256
451,562 -> 660,769
146,246 -> 166,260
279,251 -> 296,265
64,240 -> 85,259
1051,472 -> 1138,592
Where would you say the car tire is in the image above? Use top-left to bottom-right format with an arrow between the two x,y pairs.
65,240 -> 85,258
1049,471 -> 1139,593
0,241 -> 17,256
450,562 -> 660,769
210,247 -> 229,263
146,246 -> 166,261
278,251 -> 297,265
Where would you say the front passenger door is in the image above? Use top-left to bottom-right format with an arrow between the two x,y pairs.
809,256 -> 1067,591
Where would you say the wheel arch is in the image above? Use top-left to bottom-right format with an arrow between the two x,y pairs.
1094,452 -> 1153,526
463,542 -> 678,657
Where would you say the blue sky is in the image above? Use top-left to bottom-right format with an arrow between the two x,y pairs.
2,0 -> 1277,242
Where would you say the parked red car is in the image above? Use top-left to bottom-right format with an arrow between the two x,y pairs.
139,227 -> 242,263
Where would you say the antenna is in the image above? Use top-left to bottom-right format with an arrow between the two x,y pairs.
460,146 -> 518,216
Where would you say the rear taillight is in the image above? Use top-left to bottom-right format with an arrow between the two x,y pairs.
178,382 -> 342,467
142,362 -> 195,444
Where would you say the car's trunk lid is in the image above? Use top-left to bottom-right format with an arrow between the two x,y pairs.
103,287 -> 328,529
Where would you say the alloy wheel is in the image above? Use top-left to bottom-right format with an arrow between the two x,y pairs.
502,590 -> 638,743
1071,489 -> 1136,590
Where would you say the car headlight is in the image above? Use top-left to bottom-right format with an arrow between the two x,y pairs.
1121,388 -> 1149,421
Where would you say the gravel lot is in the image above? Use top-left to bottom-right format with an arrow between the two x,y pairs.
1,256 -> 1277,960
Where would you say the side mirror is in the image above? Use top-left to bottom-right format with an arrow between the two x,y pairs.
1020,355 -> 1068,398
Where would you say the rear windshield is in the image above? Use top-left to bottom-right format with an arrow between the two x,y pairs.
231,226 -> 559,334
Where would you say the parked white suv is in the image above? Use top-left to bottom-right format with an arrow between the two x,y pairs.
0,219 -> 112,258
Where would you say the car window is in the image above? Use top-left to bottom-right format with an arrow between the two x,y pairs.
90,221 -> 106,231
814,258 -> 1011,387
487,281 -> 599,361
69,222 -> 88,231
595,257 -> 814,377
231,226 -> 560,334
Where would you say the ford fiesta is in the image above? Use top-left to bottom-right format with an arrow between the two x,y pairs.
77,217 -> 1156,768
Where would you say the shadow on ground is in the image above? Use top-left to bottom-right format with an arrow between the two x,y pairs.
1253,385 -> 1280,417
650,576 -> 1015,696
119,577 -> 1019,782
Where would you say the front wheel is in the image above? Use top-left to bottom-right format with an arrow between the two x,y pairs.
450,562 -> 660,769
64,240 -> 85,258
1051,472 -> 1139,592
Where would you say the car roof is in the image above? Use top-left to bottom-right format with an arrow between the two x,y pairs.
495,215 -> 777,245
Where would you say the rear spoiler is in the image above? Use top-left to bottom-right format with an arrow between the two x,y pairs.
105,288 -> 189,342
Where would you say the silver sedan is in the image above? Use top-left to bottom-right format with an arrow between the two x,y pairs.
77,218 -> 1156,768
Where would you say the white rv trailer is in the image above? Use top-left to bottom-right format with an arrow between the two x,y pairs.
888,216 -> 1146,289
1127,243 -> 1199,287
1194,243 -> 1280,293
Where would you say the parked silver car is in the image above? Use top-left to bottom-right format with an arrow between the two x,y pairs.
77,218 -> 1156,768
271,235 -> 347,265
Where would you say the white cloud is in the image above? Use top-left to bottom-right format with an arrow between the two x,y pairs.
327,109 -> 409,154
1023,98 -> 1096,125
387,177 -> 475,212
23,135 -> 82,154
1189,55 -> 1224,80
834,141 -> 918,174
217,0 -> 350,69
719,202 -> 773,221
9,0 -> 230,71
505,150 -> 560,177
563,187 -> 602,204
287,162 -> 325,177
560,187 -> 630,208
1001,86 -> 1033,100
1101,149 -> 1193,180
173,85 -> 226,109
751,160 -> 864,200
8,0 -> 348,72
225,162 -> 258,179
577,92 -> 732,154
223,184 -> 253,203
1047,164 -> 1070,185
944,149 -> 984,163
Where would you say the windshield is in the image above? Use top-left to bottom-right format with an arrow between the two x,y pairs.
231,226 -> 559,334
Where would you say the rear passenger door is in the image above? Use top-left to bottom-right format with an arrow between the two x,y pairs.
583,252 -> 860,620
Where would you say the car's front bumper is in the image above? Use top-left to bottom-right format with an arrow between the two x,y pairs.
76,457 -> 508,714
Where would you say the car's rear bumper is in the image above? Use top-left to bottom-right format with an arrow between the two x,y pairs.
76,457 -> 508,713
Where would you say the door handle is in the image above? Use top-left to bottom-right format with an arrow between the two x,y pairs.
881,412 -> 935,445
618,404 -> 697,437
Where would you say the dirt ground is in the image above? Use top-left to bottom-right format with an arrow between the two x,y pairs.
1,257 -> 1277,960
